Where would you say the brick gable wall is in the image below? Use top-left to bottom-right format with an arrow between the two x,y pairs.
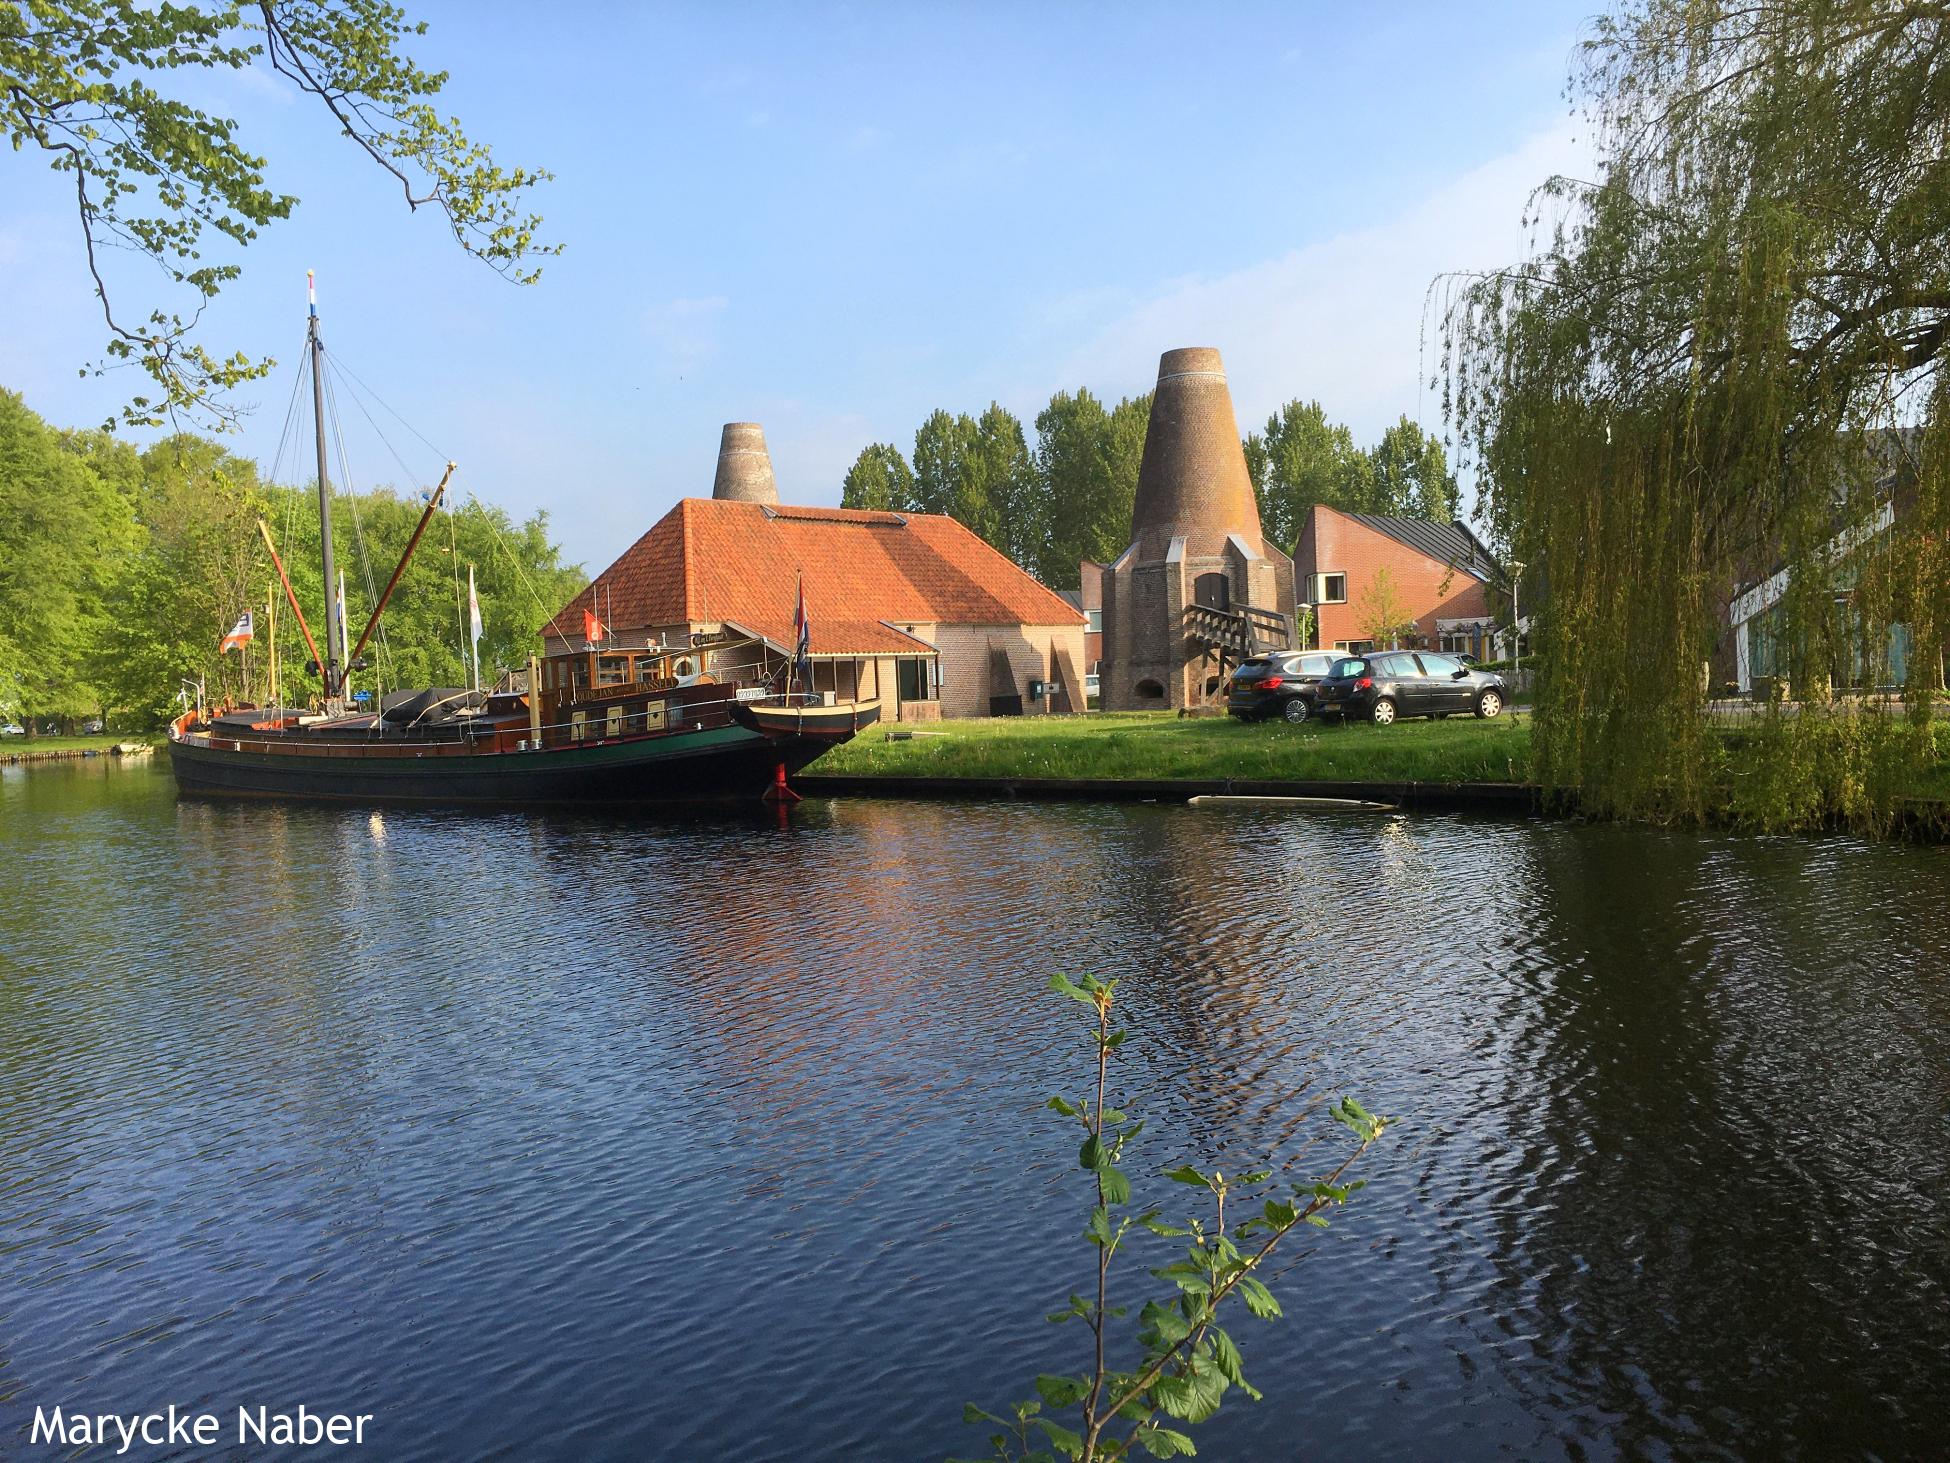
1295,506 -> 1490,649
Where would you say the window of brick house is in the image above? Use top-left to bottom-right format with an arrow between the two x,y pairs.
897,658 -> 936,701
1319,573 -> 1347,603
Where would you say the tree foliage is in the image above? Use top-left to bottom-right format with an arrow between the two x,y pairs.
1440,0 -> 1950,831
843,392 -> 1456,589
1246,403 -> 1460,549
0,388 -> 584,729
1,0 -> 558,429
840,442 -> 918,512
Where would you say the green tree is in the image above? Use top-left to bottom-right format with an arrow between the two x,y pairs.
1440,0 -> 1950,831
840,443 -> 917,512
911,405 -> 1038,565
1368,416 -> 1460,522
1032,389 -> 1151,586
1246,400 -> 1376,550
0,391 -> 133,729
1356,566 -> 1415,648
2,0 -> 558,429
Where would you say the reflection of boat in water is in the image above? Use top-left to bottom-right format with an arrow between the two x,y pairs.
167,278 -> 876,806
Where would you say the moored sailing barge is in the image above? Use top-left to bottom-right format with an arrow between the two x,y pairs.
169,635 -> 878,804
167,278 -> 877,804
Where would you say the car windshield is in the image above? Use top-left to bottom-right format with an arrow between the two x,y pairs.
1331,658 -> 1367,677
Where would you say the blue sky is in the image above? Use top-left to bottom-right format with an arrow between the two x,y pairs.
0,1 -> 1594,572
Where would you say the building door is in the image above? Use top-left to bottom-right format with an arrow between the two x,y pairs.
1193,572 -> 1231,611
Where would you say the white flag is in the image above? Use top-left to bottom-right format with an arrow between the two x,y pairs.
467,564 -> 483,693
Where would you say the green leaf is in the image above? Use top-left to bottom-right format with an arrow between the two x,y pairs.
1163,1165 -> 1211,1188
1100,1165 -> 1132,1206
1211,1327 -> 1246,1387
1047,973 -> 1095,1003
1034,1418 -> 1085,1458
1046,1095 -> 1080,1117
1143,1216 -> 1190,1238
1034,1373 -> 1089,1407
1133,1424 -> 1199,1457
1047,1292 -> 1092,1325
1236,1276 -> 1282,1319
963,1403 -> 1004,1425
1086,1206 -> 1114,1248
1080,1134 -> 1106,1171
1139,1299 -> 1193,1346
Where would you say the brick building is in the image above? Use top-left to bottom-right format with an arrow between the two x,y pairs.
1294,505 -> 1503,656
1099,347 -> 1297,709
548,498 -> 1087,721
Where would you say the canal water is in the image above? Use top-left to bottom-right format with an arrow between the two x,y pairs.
2,759 -> 1947,1461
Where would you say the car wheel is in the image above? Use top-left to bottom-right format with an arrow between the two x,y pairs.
1371,697 -> 1398,726
1281,697 -> 1310,725
1476,690 -> 1503,719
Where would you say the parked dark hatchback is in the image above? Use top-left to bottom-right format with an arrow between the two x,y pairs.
1315,651 -> 1509,725
1228,651 -> 1341,723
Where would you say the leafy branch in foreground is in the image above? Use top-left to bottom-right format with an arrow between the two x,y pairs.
955,974 -> 1391,1462
2,0 -> 559,430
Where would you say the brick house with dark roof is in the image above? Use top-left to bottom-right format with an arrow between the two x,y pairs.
547,499 -> 1088,720
1294,505 -> 1505,656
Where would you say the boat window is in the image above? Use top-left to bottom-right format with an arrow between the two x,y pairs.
606,705 -> 624,738
570,710 -> 588,742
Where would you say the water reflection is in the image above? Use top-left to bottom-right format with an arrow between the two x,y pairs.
0,763 -> 1946,1461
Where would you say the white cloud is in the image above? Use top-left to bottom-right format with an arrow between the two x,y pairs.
1048,121 -> 1591,445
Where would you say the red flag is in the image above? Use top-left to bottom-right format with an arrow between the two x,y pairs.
583,607 -> 605,644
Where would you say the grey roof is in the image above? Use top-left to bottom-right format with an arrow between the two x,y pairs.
1053,588 -> 1084,610
1342,512 -> 1499,581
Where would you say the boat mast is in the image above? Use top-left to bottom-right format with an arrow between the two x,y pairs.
309,270 -> 345,710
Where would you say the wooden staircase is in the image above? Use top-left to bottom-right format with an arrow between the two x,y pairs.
1184,603 -> 1292,705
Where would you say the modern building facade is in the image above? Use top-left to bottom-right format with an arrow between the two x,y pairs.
1294,505 -> 1502,656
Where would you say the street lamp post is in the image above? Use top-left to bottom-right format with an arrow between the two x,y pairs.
1507,561 -> 1527,680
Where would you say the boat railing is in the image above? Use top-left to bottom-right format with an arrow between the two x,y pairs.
183,685 -> 848,751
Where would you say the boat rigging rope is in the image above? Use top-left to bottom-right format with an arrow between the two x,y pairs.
321,365 -> 393,700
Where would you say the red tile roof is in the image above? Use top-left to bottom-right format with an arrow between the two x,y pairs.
553,500 -> 1084,656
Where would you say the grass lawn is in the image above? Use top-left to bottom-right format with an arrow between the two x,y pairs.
817,711 -> 1535,785
1,734 -> 160,756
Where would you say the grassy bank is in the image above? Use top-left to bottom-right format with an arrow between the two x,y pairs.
818,711 -> 1534,785
1,734 -> 162,758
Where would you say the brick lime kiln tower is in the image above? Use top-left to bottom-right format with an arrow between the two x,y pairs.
1100,347 -> 1295,710
710,422 -> 779,505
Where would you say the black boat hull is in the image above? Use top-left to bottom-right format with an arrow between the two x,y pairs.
167,721 -> 833,805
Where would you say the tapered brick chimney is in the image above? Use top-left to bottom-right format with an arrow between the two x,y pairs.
1129,346 -> 1264,559
711,422 -> 779,504
1099,347 -> 1295,710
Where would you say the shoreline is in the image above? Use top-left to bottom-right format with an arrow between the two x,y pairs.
796,770 -> 1543,813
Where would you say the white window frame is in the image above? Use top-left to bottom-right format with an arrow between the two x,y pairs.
1318,573 -> 1347,604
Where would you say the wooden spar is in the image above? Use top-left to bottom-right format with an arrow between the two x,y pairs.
258,519 -> 325,674
347,462 -> 456,671
527,655 -> 543,746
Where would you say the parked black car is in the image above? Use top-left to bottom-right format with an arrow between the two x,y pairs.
1314,650 -> 1508,725
1227,650 -> 1341,723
